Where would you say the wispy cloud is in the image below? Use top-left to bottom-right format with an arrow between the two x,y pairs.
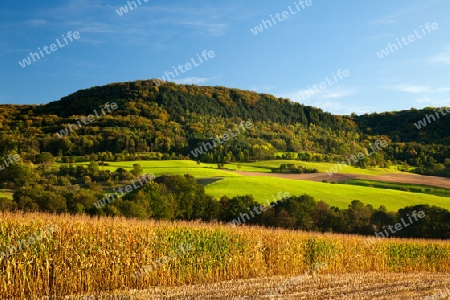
363,33 -> 394,41
67,21 -> 116,34
180,21 -> 228,36
310,101 -> 373,115
391,85 -> 431,94
284,87 -> 356,105
75,37 -> 105,45
285,95 -> 372,115
370,19 -> 396,26
414,97 -> 450,107
249,85 -> 277,93
415,96 -> 433,103
174,76 -> 218,85
429,46 -> 450,64
27,2 -> 236,46
383,84 -> 450,94
369,0 -> 444,26
26,19 -> 49,26
322,88 -> 356,99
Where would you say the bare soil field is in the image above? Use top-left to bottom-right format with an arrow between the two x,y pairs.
231,171 -> 450,189
75,272 -> 450,299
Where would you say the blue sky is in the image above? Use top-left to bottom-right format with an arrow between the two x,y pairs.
1,0 -> 449,115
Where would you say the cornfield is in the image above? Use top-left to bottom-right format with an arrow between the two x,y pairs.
0,212 -> 449,299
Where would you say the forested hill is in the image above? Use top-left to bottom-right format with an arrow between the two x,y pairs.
0,79 -> 449,177
37,80 -> 354,131
36,79 -> 449,145
355,108 -> 450,144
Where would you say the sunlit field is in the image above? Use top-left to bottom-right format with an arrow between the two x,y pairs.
204,176 -> 450,210
1,212 -> 449,299
54,159 -> 450,211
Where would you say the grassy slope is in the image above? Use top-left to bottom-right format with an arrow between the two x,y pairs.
58,159 -> 403,176
55,160 -> 450,210
238,160 -> 405,175
204,176 -> 450,210
341,179 -> 450,197
0,190 -> 13,199
56,160 -> 240,178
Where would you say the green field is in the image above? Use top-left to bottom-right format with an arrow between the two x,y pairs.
203,176 -> 450,211
0,190 -> 14,199
340,179 -> 450,198
238,160 -> 405,175
56,160 -> 239,178
54,159 -> 450,211
57,159 -> 404,177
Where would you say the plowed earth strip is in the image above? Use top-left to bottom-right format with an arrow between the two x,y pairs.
69,272 -> 450,299
230,171 -> 450,189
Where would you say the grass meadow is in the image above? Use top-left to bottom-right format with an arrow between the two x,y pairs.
56,160 -> 238,178
0,190 -> 13,200
341,179 -> 450,197
53,159 -> 450,211
203,176 -> 450,210
237,160 -> 403,175
56,159 -> 404,177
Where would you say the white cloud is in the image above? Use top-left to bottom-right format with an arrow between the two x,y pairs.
30,2 -> 236,46
26,19 -> 49,26
429,46 -> 450,64
181,21 -> 228,36
370,19 -> 396,25
283,87 -> 357,114
393,85 -> 431,94
363,33 -> 394,41
249,85 -> 277,93
174,77 -> 217,85
369,0 -> 443,26
322,89 -> 355,99
67,21 -> 116,33
414,97 -> 450,107
415,97 -> 433,103
288,99 -> 372,115
314,101 -> 373,115
383,84 -> 450,94
285,87 -> 356,103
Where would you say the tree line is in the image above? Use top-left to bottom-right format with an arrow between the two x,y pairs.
2,173 -> 449,239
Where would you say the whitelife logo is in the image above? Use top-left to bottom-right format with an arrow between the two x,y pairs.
116,0 -> 149,16
364,211 -> 426,247
250,0 -> 313,35
291,69 -> 350,102
132,243 -> 193,280
228,192 -> 290,227
376,22 -> 438,58
93,173 -> 155,209
155,50 -> 215,86
55,102 -> 118,138
413,107 -> 450,129
325,139 -> 389,176
18,31 -> 81,68
190,121 -> 253,158
0,225 -> 58,259
0,154 -> 21,171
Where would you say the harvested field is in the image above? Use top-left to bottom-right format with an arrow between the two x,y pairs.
230,171 -> 450,189
68,272 -> 450,299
